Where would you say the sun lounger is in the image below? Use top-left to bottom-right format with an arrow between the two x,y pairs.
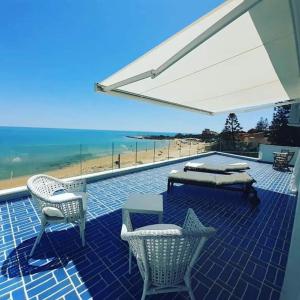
167,170 -> 259,205
184,162 -> 249,173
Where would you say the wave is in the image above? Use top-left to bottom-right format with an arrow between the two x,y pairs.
12,157 -> 22,163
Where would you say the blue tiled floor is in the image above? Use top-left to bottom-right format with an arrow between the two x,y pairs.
0,154 -> 296,299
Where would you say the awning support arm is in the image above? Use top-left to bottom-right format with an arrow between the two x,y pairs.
97,70 -> 155,92
97,0 -> 262,93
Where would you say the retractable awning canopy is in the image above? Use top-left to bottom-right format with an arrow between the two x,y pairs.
96,0 -> 300,115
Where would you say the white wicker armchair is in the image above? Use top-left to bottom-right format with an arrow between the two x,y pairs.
121,208 -> 216,300
27,174 -> 87,257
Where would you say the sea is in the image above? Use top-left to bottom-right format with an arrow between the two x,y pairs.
0,127 -> 176,180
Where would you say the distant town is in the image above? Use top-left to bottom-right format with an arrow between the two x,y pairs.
128,105 -> 300,154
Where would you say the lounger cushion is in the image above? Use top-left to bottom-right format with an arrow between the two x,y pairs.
225,163 -> 249,171
170,171 -> 217,185
185,163 -> 227,172
215,172 -> 254,185
185,162 -> 205,168
184,162 -> 249,172
169,171 -> 254,186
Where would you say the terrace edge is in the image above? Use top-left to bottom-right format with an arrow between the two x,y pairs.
0,151 -> 217,202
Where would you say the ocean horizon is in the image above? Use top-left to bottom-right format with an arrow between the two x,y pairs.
0,126 -> 178,180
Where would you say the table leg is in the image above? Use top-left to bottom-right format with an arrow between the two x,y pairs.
158,213 -> 163,223
129,247 -> 132,274
122,208 -> 132,274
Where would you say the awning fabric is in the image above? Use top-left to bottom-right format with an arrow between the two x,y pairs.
96,0 -> 300,115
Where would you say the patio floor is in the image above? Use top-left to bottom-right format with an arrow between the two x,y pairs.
0,154 -> 296,300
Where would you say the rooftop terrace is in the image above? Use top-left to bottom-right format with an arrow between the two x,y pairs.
0,154 -> 296,300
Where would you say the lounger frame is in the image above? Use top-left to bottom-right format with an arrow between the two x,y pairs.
167,176 -> 259,205
183,165 -> 249,173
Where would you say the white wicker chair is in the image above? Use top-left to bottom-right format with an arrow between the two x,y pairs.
27,174 -> 87,257
121,208 -> 216,300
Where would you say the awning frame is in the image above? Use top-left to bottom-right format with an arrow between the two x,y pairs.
96,0 -> 262,93
96,0 -> 300,115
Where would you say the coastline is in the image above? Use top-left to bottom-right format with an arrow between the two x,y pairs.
0,140 -> 209,190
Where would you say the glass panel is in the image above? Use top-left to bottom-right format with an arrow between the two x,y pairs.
81,143 -> 113,175
136,141 -> 154,165
0,144 -> 82,189
112,142 -> 135,169
0,139 -> 225,191
43,144 -> 82,178
154,140 -> 168,161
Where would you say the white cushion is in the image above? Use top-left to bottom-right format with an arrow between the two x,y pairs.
135,224 -> 182,234
185,162 -> 204,168
42,207 -> 64,218
170,169 -> 179,174
43,192 -> 88,218
49,192 -> 88,210
228,162 -> 248,167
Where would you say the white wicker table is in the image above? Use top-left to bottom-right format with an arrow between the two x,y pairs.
122,193 -> 163,273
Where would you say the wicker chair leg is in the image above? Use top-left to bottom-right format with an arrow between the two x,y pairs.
187,288 -> 195,300
167,179 -> 171,192
30,221 -> 46,257
80,221 -> 85,247
185,277 -> 195,300
129,248 -> 132,274
141,282 -> 148,300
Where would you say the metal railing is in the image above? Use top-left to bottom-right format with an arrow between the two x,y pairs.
211,140 -> 259,158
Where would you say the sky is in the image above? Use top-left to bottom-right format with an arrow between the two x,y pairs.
0,0 -> 274,134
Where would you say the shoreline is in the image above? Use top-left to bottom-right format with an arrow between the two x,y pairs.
126,135 -> 203,141
0,140 -> 210,190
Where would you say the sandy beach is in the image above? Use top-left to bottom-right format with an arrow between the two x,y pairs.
0,140 -> 210,190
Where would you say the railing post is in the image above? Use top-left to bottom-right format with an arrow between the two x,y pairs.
10,150 -> 14,182
80,144 -> 83,175
153,141 -> 156,162
112,142 -> 114,170
189,140 -> 191,156
135,142 -> 138,165
167,140 -> 170,159
179,141 -> 182,157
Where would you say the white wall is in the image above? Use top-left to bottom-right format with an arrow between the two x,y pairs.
280,152 -> 300,300
259,144 -> 300,166
290,151 -> 300,193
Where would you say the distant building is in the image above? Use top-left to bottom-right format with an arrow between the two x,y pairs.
239,132 -> 269,148
288,103 -> 300,127
202,128 -> 219,136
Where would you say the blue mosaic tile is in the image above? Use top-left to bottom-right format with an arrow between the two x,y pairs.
0,154 -> 297,299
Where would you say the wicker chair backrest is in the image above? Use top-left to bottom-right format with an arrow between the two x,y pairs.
130,233 -> 207,287
122,208 -> 215,288
27,175 -> 64,198
27,175 -> 84,221
281,149 -> 295,163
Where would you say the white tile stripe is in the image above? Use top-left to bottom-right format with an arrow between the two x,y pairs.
6,201 -> 29,300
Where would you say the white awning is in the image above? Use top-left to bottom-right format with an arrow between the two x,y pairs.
96,0 -> 300,115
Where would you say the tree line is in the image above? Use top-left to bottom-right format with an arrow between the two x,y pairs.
218,105 -> 300,150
